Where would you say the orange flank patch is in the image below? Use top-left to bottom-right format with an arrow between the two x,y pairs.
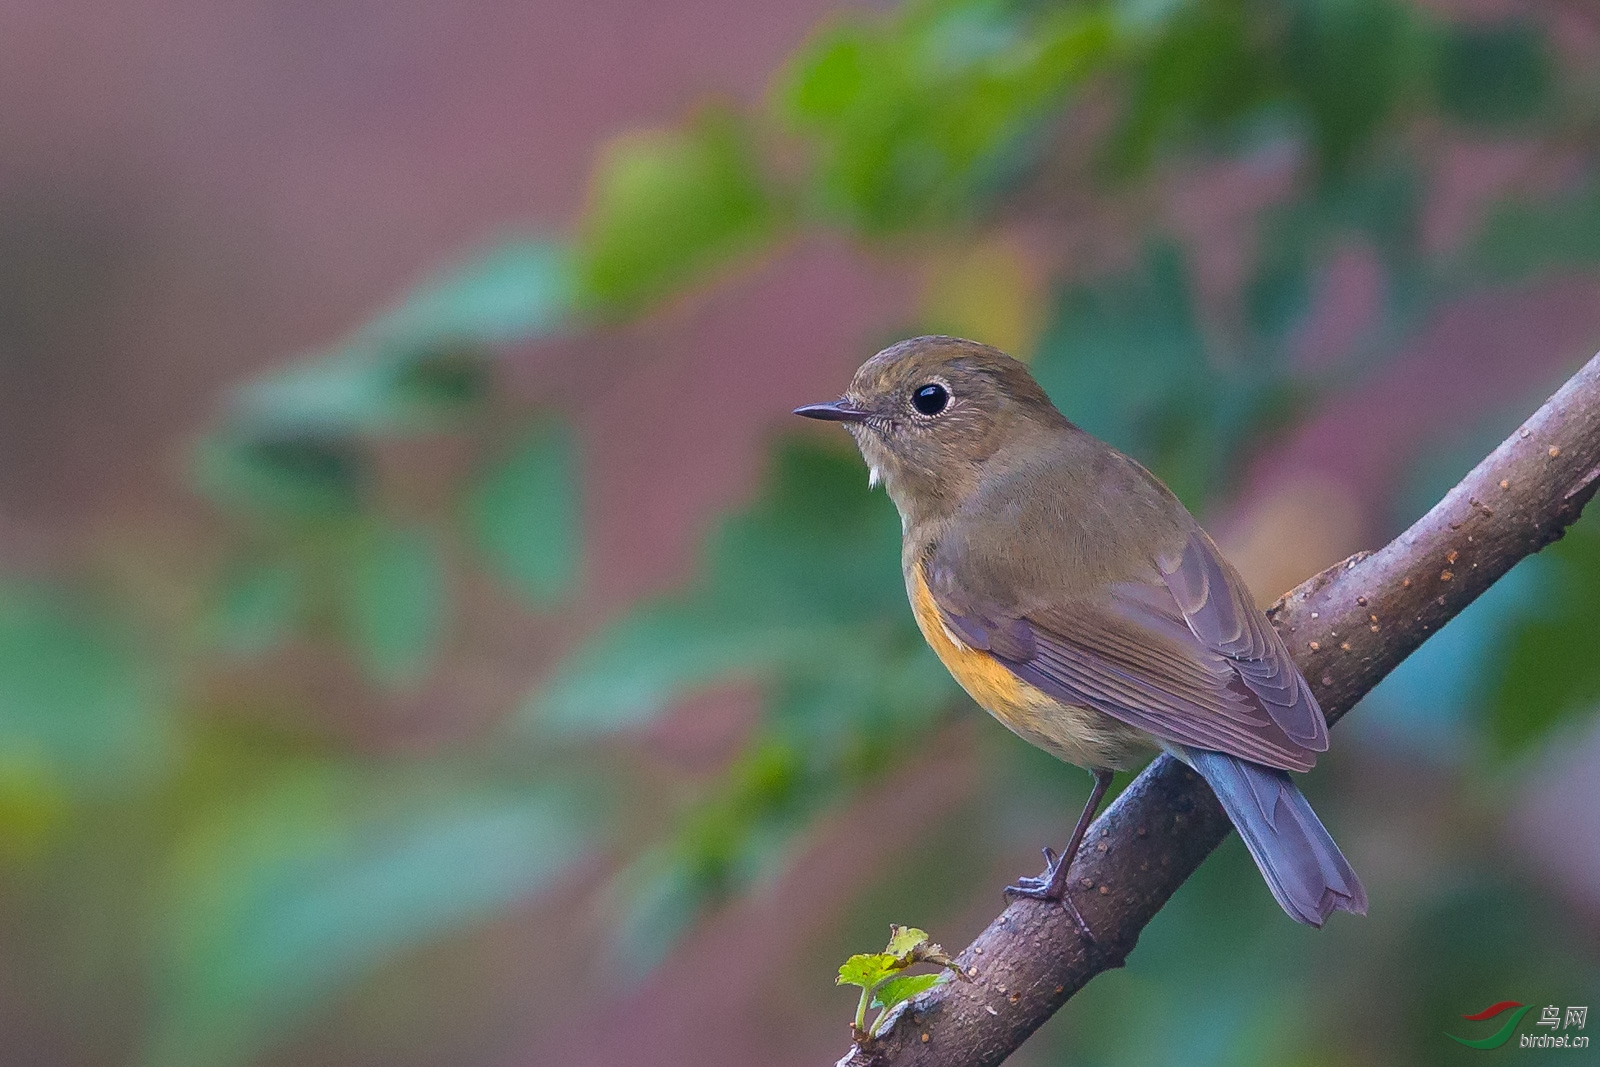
907,561 -> 1151,772
908,563 -> 1027,718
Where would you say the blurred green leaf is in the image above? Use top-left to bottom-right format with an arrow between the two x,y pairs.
582,653 -> 957,970
1320,159 -> 1422,265
1433,19 -> 1551,129
675,739 -> 804,881
1033,242 -> 1299,509
146,765 -> 584,1067
532,440 -> 911,734
1104,0 -> 1271,177
1282,0 -> 1420,174
1473,187 -> 1600,282
578,108 -> 782,312
466,421 -> 580,605
535,605 -> 858,735
364,238 -> 576,347
602,737 -> 814,976
220,240 -> 573,445
1244,242 -> 1315,342
1246,161 -> 1422,339
871,971 -> 945,1010
194,433 -> 369,522
535,440 -> 968,967
204,557 -> 302,659
342,523 -> 448,687
0,582 -> 169,791
1033,241 -> 1208,444
230,342 -> 495,441
781,0 -> 1116,230
386,343 -> 495,414
1485,512 -> 1600,752
1108,0 -> 1422,178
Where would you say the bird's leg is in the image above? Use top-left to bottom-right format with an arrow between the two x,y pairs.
1004,768 -> 1115,940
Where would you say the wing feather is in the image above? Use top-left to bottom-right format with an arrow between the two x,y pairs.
924,533 -> 1324,774
1156,531 -> 1327,750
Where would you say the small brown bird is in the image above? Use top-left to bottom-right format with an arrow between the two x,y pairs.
796,336 -> 1365,932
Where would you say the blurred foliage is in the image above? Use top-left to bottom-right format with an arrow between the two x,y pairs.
231,239 -> 575,443
146,762 -> 583,1067
1485,508 -> 1600,752
1373,406 -> 1600,761
466,420 -> 581,605
0,582 -> 169,796
780,0 -> 1116,229
534,443 -> 925,737
578,109 -> 785,312
535,443 -> 953,969
1434,18 -> 1553,129
1474,184 -> 1600,282
5,0 -> 1600,1064
1032,240 -> 1304,506
1108,0 -> 1428,177
341,522 -> 448,688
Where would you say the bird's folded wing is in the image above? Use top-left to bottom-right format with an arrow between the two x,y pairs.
926,536 -> 1323,774
1155,529 -> 1328,751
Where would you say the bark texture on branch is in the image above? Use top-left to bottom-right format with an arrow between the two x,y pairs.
836,352 -> 1600,1067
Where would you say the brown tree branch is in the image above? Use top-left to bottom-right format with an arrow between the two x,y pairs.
835,352 -> 1600,1067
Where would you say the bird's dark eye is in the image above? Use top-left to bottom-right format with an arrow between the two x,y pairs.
912,382 -> 949,416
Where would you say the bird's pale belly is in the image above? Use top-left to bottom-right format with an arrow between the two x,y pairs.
908,565 -> 1151,771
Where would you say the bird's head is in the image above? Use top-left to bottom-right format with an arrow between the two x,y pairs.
794,336 -> 1065,525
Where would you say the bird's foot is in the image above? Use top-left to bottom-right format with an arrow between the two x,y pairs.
1003,847 -> 1096,942
1003,847 -> 1059,896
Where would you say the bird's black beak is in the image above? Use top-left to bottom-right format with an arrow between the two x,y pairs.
793,400 -> 871,423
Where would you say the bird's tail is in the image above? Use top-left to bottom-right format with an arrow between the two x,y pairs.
1175,745 -> 1367,927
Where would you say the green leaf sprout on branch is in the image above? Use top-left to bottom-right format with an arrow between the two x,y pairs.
835,925 -> 967,1042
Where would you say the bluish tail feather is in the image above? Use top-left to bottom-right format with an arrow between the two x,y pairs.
1177,745 -> 1367,927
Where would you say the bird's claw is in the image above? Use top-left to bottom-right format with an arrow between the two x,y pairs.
1002,852 -> 1096,942
1003,875 -> 1052,896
